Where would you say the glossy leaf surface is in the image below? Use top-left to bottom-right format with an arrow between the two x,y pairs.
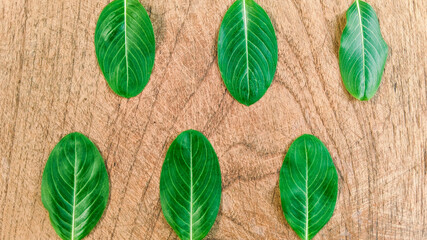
339,0 -> 388,100
218,0 -> 278,106
160,130 -> 222,240
279,134 -> 338,240
95,0 -> 155,98
41,132 -> 109,240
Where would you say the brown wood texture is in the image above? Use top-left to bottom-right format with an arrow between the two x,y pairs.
0,0 -> 426,239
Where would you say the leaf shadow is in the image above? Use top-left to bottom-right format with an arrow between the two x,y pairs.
205,204 -> 223,239
273,179 -> 294,235
213,10 -> 221,62
265,9 -> 280,87
83,138 -> 112,238
333,10 -> 361,102
272,142 -> 298,239
143,2 -> 166,48
332,10 -> 347,59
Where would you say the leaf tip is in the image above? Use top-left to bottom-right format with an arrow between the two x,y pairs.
183,129 -> 199,134
297,134 -> 318,142
238,96 -> 261,106
241,101 -> 254,107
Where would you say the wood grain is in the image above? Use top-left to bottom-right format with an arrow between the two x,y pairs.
0,0 -> 426,239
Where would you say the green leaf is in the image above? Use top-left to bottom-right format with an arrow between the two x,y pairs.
160,130 -> 222,240
279,134 -> 338,240
217,0 -> 278,106
41,132 -> 109,240
339,0 -> 388,101
95,0 -> 155,98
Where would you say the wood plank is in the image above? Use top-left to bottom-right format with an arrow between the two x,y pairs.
0,0 -> 426,239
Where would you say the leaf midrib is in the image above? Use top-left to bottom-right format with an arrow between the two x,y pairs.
124,0 -> 129,93
190,133 -> 193,240
355,0 -> 366,96
71,135 -> 77,240
304,141 -> 309,240
242,0 -> 250,99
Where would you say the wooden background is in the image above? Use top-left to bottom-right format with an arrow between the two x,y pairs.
0,0 -> 426,239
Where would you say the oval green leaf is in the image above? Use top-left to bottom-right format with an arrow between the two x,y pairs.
218,0 -> 278,106
339,0 -> 388,101
41,132 -> 109,240
279,134 -> 338,240
160,130 -> 222,240
95,0 -> 155,98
